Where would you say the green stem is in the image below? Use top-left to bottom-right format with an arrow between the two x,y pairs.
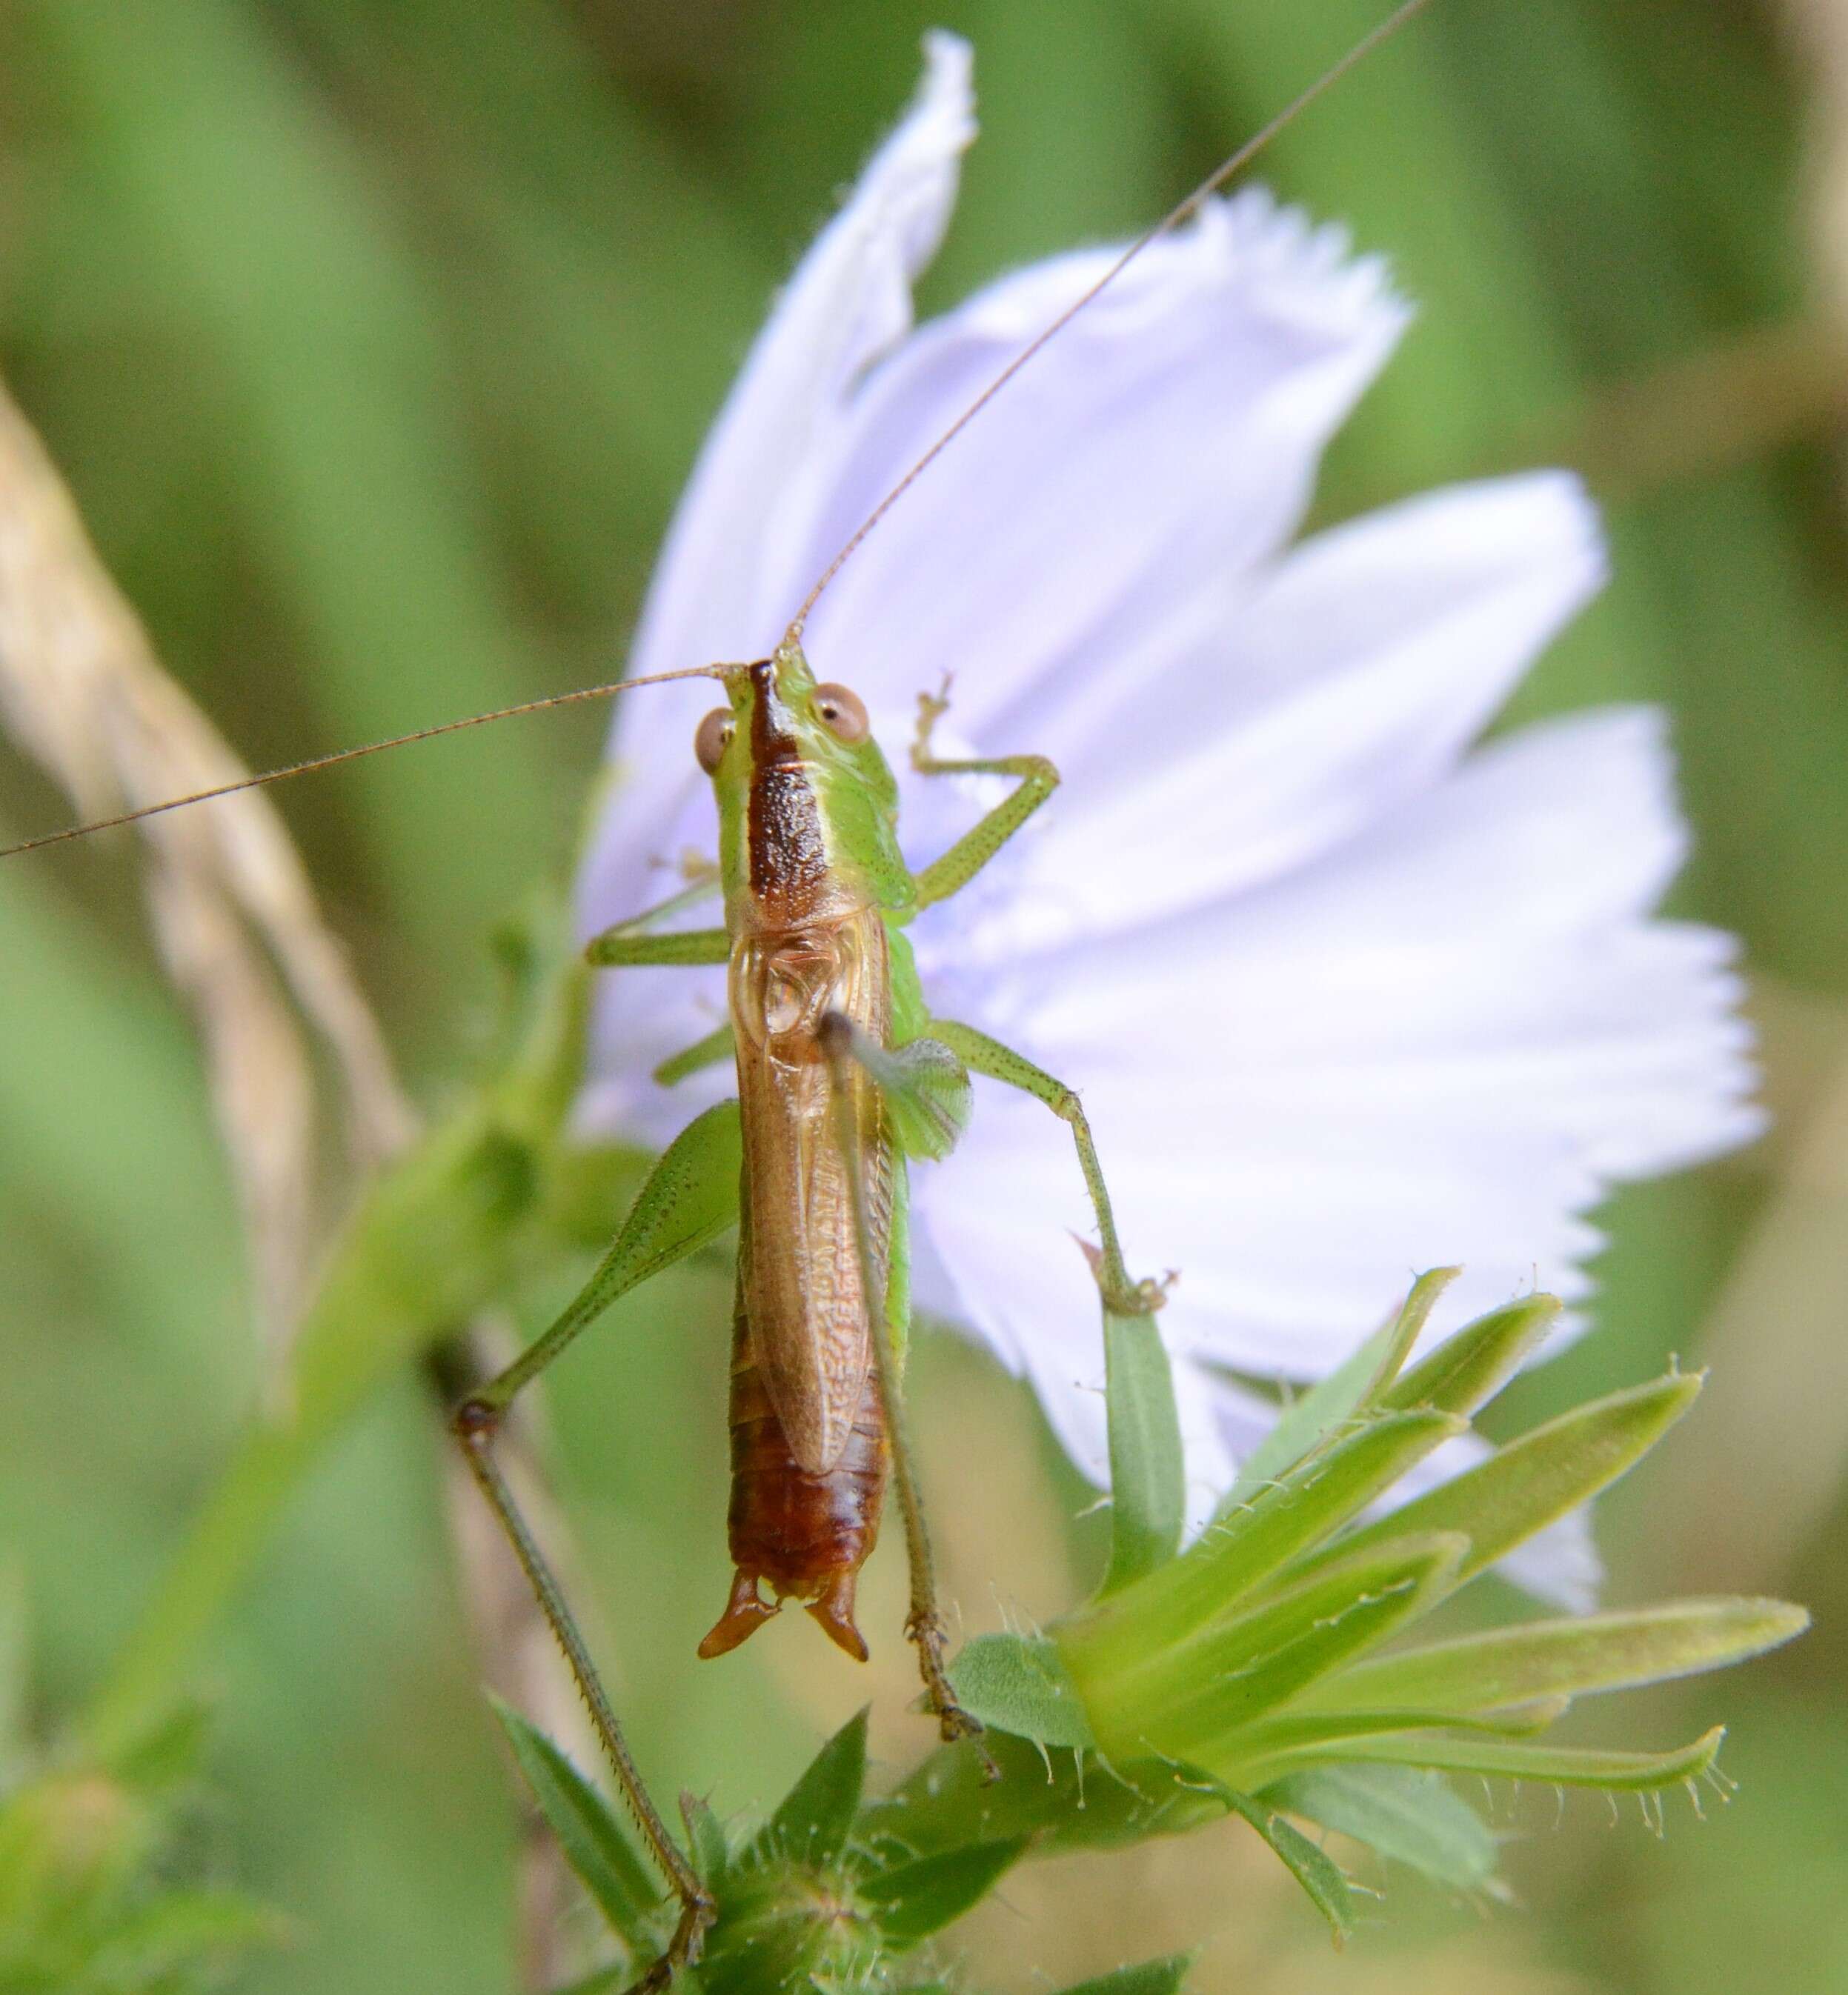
81,1107 -> 538,1758
81,909 -> 594,1756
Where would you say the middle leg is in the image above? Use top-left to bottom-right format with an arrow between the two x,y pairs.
925,1017 -> 1169,1319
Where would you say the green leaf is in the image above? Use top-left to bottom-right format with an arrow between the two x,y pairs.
860,1734 -> 1225,1861
491,1699 -> 659,1942
1100,1310 -> 1186,1593
1381,1295 -> 1561,1418
86,1887 -> 289,1982
1306,1598 -> 1811,1715
1051,1954 -> 1195,1995
1224,1697 -> 1572,1782
1209,1411 -> 1464,1593
1222,1787 -> 1355,1946
681,1790 -> 730,1890
1223,1270 -> 1459,1508
948,1634 -> 1096,1750
1094,1534 -> 1469,1761
1351,1268 -> 1464,1407
756,1706 -> 868,1866
1288,1372 -> 1702,1595
103,1700 -> 212,1795
858,1838 -> 1028,1945
1261,1763 -> 1498,1889
1272,1726 -> 1728,1791
1065,1411 -> 1463,1683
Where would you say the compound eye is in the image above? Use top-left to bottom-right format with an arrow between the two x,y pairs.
813,683 -> 869,743
694,707 -> 734,775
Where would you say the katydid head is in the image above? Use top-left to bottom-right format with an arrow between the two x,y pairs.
696,639 -> 911,923
696,642 -> 882,780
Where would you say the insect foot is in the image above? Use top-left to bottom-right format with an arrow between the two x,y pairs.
1076,1237 -> 1175,1320
452,1396 -> 500,1446
627,1890 -> 718,1995
909,674 -> 955,768
905,1609 -> 996,1771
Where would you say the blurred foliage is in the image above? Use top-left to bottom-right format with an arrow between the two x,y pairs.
0,1579 -> 284,1995
0,1 -> 1844,1992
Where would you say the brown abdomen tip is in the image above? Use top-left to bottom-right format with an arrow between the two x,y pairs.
698,1568 -> 779,1658
804,1570 -> 868,1662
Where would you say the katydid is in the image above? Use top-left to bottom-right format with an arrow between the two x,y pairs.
0,7 -> 1438,1987
452,637 -> 1166,1986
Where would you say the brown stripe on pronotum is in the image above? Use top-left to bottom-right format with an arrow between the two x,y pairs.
743,654 -> 831,921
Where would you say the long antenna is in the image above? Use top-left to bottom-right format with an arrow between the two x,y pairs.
6,1 -> 1431,862
787,0 -> 1434,639
0,665 -> 725,859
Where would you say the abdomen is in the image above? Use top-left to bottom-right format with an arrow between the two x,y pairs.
725,1300 -> 888,1599
698,902 -> 897,1661
702,1184 -> 898,1662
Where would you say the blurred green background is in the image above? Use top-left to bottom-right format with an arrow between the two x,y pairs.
1,0 -> 1844,1990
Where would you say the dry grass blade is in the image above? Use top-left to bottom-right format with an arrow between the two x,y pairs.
0,379 -> 413,1340
0,376 -> 596,1985
1643,982 -> 1848,1596
1782,0 -> 1848,330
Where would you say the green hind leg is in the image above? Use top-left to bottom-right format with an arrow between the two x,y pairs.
453,1101 -> 741,1990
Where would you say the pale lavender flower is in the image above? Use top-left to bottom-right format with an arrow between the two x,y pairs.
575,34 -> 1761,1608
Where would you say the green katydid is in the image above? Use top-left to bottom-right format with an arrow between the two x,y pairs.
0,8 -> 1437,1988
453,637 -> 1168,1985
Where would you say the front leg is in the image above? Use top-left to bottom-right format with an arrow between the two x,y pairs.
909,677 -> 1059,910
587,925 -> 728,968
585,872 -> 728,967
